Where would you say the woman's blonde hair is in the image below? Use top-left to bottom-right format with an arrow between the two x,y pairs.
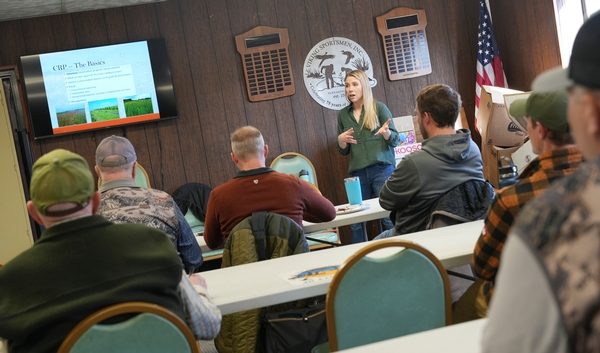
346,70 -> 378,131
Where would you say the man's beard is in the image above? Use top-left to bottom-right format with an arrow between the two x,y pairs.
419,121 -> 429,139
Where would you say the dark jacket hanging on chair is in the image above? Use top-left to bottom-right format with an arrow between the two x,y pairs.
172,183 -> 213,222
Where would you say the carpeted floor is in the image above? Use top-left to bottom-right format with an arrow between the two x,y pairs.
448,264 -> 476,303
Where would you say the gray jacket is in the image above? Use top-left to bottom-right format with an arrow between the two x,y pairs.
379,129 -> 484,235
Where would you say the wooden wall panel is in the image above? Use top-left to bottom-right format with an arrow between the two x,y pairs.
441,0 -> 479,138
70,11 -> 109,48
421,0 -> 459,88
179,0 -> 236,188
103,8 -> 129,43
155,0 -> 211,187
0,21 -> 26,66
490,0 -> 561,91
1,0 -> 561,242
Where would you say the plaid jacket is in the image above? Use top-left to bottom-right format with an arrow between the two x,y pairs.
472,147 -> 582,303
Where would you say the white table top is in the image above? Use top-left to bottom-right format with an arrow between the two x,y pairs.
196,197 -> 389,253
201,220 -> 483,315
303,197 -> 390,233
337,318 -> 486,352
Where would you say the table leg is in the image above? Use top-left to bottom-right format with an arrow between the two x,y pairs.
362,222 -> 368,242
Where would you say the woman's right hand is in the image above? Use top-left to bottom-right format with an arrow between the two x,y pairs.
338,128 -> 356,149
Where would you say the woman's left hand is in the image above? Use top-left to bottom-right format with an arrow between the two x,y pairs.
375,119 -> 392,139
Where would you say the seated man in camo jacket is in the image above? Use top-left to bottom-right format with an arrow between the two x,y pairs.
95,135 -> 202,272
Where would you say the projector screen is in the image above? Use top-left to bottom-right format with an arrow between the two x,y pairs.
20,38 -> 178,139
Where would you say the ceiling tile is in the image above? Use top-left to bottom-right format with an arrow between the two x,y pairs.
0,0 -> 166,22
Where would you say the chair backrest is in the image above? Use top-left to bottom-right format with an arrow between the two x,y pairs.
97,163 -> 151,189
134,163 -> 151,188
326,239 -> 452,351
270,152 -> 338,250
184,210 -> 205,234
57,302 -> 200,353
216,212 -> 309,353
222,212 -> 309,267
270,152 -> 318,187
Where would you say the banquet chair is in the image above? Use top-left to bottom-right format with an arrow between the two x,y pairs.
57,302 -> 200,353
270,152 -> 339,249
184,210 -> 205,235
185,210 -> 223,262
270,152 -> 318,187
173,183 -> 223,262
97,162 -> 151,189
215,211 -> 309,353
314,239 -> 452,352
426,179 -> 495,299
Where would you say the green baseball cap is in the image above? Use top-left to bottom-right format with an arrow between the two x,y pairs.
30,149 -> 95,217
508,90 -> 569,132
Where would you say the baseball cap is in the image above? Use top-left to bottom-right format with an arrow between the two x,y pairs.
30,149 -> 95,217
95,135 -> 137,167
532,11 -> 600,92
509,90 -> 569,132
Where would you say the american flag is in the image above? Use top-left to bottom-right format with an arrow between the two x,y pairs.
475,0 -> 507,129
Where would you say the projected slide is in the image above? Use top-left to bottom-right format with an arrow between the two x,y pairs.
38,41 -> 160,134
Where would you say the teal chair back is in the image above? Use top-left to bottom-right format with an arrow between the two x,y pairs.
184,210 -> 204,234
270,152 -> 318,187
133,163 -> 151,188
184,210 -> 223,260
270,152 -> 340,250
325,240 -> 452,351
57,302 -> 200,353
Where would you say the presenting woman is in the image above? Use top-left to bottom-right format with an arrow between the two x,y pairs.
337,70 -> 399,243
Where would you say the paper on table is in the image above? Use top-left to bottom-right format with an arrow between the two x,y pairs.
278,265 -> 340,285
335,204 -> 370,215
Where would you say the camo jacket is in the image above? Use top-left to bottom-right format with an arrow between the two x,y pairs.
513,156 -> 600,353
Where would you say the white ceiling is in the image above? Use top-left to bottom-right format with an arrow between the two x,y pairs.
0,0 -> 167,22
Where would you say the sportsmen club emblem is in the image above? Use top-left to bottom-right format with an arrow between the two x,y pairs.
303,37 -> 376,110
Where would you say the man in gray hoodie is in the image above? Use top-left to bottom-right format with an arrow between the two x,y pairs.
377,84 -> 485,237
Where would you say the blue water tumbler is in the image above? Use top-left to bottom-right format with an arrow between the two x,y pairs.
344,176 -> 362,205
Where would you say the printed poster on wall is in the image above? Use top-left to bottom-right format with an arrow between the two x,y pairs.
392,115 -> 422,165
303,37 -> 376,111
